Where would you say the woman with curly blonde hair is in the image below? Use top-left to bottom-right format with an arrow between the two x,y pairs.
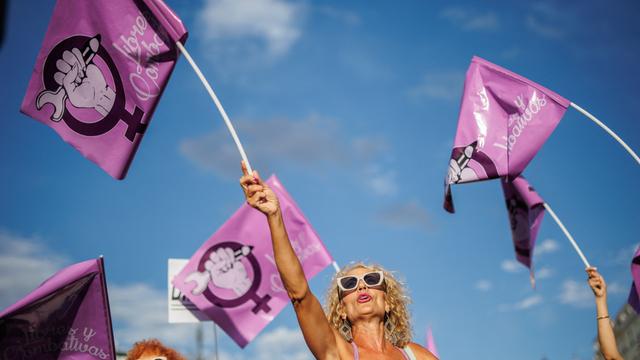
240,163 -> 438,360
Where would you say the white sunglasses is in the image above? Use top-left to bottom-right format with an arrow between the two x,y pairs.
337,271 -> 385,292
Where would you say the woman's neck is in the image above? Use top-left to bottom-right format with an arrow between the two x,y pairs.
351,318 -> 390,352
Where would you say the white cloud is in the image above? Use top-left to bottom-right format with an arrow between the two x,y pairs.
515,295 -> 543,310
606,282 -> 627,296
252,326 -> 312,360
558,279 -> 593,308
526,15 -> 564,39
534,239 -> 559,256
409,72 -> 465,101
535,267 -> 553,280
612,243 -> 639,266
501,259 -> 524,273
499,295 -> 543,311
180,116 -> 345,178
440,7 -> 499,31
525,3 -> 565,40
109,283 -> 200,352
365,165 -> 397,196
0,230 -> 68,310
179,116 -> 395,195
197,0 -> 305,60
474,280 -> 492,292
315,5 -> 361,26
375,200 -> 431,231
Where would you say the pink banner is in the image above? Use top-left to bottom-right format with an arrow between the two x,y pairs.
20,0 -> 187,179
0,258 -> 115,359
444,56 -> 570,213
501,176 -> 545,285
629,246 -> 640,313
172,175 -> 334,347
426,326 -> 439,358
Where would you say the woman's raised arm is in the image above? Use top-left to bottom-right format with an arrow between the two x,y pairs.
239,162 -> 343,359
587,267 -> 624,360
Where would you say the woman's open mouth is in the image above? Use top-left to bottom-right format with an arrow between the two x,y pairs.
357,293 -> 372,303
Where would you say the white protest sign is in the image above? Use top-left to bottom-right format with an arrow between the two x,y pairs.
168,259 -> 210,323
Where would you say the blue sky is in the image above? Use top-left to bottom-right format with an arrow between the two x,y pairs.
1,0 -> 639,359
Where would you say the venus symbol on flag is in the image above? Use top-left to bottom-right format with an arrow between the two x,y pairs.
20,0 -> 188,179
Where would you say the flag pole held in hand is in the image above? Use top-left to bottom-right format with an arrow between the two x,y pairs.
542,202 -> 591,268
175,41 -> 253,175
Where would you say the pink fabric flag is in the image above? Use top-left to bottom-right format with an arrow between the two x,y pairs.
0,257 -> 115,359
426,326 -> 439,358
444,56 -> 570,213
629,246 -> 640,313
501,176 -> 545,285
172,175 -> 334,348
20,0 -> 187,179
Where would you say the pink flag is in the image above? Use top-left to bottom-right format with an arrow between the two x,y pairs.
629,246 -> 640,313
501,176 -> 545,284
0,257 -> 115,359
426,326 -> 439,358
172,175 -> 334,348
20,0 -> 187,179
444,56 -> 570,213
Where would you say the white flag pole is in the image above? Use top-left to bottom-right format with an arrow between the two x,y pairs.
175,41 -> 254,175
176,42 -> 341,276
570,103 -> 640,166
542,203 -> 591,268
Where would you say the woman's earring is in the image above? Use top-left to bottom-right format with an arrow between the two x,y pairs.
384,312 -> 397,344
339,318 -> 353,342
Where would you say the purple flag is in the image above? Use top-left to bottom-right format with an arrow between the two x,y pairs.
444,56 -> 570,213
172,175 -> 334,348
629,246 -> 640,313
0,257 -> 115,359
501,176 -> 545,285
20,0 -> 188,179
426,326 -> 439,358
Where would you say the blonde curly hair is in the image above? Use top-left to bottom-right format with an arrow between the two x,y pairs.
324,262 -> 412,347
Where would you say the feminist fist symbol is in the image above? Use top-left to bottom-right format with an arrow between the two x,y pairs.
56,46 -> 115,116
185,246 -> 252,297
37,36 -> 116,121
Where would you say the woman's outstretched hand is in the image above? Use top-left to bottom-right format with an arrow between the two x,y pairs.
239,161 -> 280,216
587,267 -> 607,299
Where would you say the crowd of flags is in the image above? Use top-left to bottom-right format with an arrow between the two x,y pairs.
1,0 -> 638,358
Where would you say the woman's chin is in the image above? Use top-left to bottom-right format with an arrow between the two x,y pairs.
350,306 -> 384,320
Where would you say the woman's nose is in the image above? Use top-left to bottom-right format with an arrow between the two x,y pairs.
357,279 -> 367,290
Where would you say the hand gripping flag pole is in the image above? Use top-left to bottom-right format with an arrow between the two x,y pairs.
175,41 -> 254,175
569,102 -> 640,166
542,202 -> 591,268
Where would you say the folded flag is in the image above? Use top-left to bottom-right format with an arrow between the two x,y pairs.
629,246 -> 640,313
501,176 -> 545,285
426,326 -> 439,358
0,257 -> 115,359
444,56 -> 570,213
172,175 -> 334,347
20,0 -> 187,179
